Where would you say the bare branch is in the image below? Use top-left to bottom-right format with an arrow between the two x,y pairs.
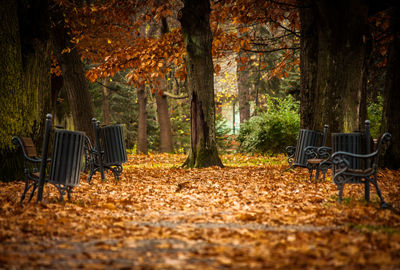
243,47 -> 299,53
163,91 -> 188,99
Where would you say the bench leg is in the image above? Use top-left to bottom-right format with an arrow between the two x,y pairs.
370,175 -> 389,209
307,166 -> 313,182
338,184 -> 344,202
321,170 -> 327,182
67,187 -> 73,201
320,165 -> 330,182
20,180 -> 31,203
364,178 -> 370,202
27,184 -> 38,203
315,167 -> 320,182
87,166 -> 100,183
20,180 -> 38,204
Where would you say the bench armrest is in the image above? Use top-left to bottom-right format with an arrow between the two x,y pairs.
305,146 -> 331,160
285,146 -> 296,157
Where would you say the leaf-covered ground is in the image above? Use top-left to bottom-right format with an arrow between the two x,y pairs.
1,154 -> 400,269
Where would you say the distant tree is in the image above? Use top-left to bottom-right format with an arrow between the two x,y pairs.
137,85 -> 148,154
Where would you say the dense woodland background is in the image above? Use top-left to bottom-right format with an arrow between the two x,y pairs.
1,0 -> 400,180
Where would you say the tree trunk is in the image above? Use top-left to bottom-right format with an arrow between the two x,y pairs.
137,85 -> 148,154
299,0 -> 318,130
155,90 -> 174,152
237,53 -> 250,124
102,79 -> 111,125
155,17 -> 174,153
179,0 -> 223,168
313,0 -> 368,134
0,0 -> 51,180
51,5 -> 95,141
381,6 -> 400,169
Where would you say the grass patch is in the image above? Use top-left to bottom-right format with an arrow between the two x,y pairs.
349,223 -> 400,234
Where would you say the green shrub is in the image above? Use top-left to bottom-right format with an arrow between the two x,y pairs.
216,114 -> 234,153
237,95 -> 299,154
367,95 -> 383,139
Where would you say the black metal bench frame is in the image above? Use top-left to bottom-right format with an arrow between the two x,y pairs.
331,131 -> 391,208
285,125 -> 328,181
85,118 -> 127,183
11,137 -> 50,203
12,114 -> 84,203
305,145 -> 332,182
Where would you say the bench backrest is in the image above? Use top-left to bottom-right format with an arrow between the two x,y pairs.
332,120 -> 373,170
294,125 -> 328,167
20,137 -> 38,158
100,124 -> 127,165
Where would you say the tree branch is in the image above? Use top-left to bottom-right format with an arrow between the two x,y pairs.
163,91 -> 188,99
243,47 -> 299,53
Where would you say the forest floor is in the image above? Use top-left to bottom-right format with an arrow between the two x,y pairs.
0,154 -> 400,269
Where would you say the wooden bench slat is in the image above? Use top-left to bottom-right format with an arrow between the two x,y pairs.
307,158 -> 324,164
20,137 -> 37,157
21,137 -> 35,146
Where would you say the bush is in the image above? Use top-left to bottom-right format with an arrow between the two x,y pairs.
216,114 -> 234,153
237,95 -> 299,154
367,95 -> 383,139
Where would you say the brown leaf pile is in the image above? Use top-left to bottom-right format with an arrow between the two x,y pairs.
1,154 -> 400,269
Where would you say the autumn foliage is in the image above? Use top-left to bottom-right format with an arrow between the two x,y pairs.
56,0 -> 300,87
0,154 -> 399,268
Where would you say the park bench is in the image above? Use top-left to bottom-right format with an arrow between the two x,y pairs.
12,114 -> 85,203
85,118 -> 127,182
285,125 -> 328,180
330,121 -> 391,208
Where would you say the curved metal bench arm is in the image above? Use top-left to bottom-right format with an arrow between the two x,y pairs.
285,146 -> 296,167
12,137 -> 50,164
332,133 -> 391,166
304,145 -> 332,182
12,136 -> 51,203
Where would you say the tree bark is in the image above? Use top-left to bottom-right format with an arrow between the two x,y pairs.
299,0 -> 318,130
237,52 -> 251,124
312,0 -> 368,133
155,90 -> 174,152
51,5 -> 95,141
0,0 -> 51,180
155,17 -> 174,153
381,6 -> 400,169
102,79 -> 111,125
137,85 -> 148,154
179,0 -> 223,168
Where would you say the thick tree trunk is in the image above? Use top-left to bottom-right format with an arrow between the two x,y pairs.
155,90 -> 174,152
102,79 -> 111,125
237,53 -> 250,124
0,0 -> 51,180
137,86 -> 148,154
381,6 -> 400,169
179,0 -> 223,168
51,6 -> 95,141
313,0 -> 368,133
299,0 -> 318,130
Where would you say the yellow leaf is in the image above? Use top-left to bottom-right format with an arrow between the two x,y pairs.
102,203 -> 116,210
